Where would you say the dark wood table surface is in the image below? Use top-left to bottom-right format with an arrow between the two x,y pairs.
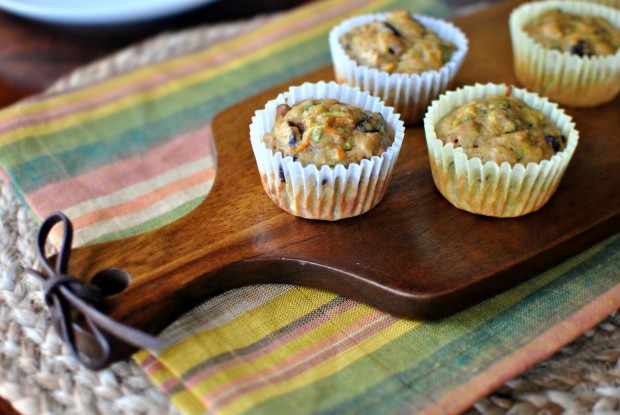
0,0 -> 501,414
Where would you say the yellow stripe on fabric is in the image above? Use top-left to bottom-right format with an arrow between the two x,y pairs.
193,300 -> 380,396
135,355 -> 206,415
0,0 -> 330,121
144,365 -> 177,389
3,0 -> 364,118
0,0 -> 395,147
157,288 -> 339,374
133,352 -> 178,390
134,352 -> 207,415
170,390 -> 207,415
133,349 -> 150,365
140,356 -> 208,415
217,316 -> 419,415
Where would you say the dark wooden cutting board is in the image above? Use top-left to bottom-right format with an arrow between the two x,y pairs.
65,0 -> 620,359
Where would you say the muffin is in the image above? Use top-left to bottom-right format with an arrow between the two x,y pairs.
524,9 -> 620,56
434,95 -> 567,166
329,10 -> 468,125
250,81 -> 405,220
423,83 -> 579,218
338,10 -> 457,74
263,98 -> 393,168
510,0 -> 620,107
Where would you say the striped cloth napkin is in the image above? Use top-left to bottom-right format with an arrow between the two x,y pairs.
0,0 -> 619,414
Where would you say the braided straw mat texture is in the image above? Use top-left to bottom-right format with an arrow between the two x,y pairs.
2,11 -> 620,415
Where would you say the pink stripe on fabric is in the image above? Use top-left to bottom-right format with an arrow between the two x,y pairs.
26,125 -> 213,213
419,282 -> 620,415
160,375 -> 182,392
0,168 -> 9,183
142,355 -> 158,367
139,358 -> 181,392
176,300 -> 360,392
206,312 -> 398,410
0,0 -> 370,136
140,355 -> 162,372
71,167 -> 215,229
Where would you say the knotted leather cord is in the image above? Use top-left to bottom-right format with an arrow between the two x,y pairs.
26,212 -> 160,370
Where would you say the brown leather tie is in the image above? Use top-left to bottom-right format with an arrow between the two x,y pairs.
27,212 -> 160,370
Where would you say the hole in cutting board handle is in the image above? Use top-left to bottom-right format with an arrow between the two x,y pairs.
91,268 -> 131,296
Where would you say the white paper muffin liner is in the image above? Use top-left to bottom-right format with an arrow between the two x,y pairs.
423,83 -> 579,218
329,12 -> 468,125
510,0 -> 620,107
250,81 -> 405,220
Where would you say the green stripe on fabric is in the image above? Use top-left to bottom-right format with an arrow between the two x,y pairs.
326,235 -> 620,415
381,243 -> 620,414
2,0 -> 450,191
177,296 -> 349,385
247,234 -> 620,415
1,172 -> 35,221
1,33 -> 331,170
84,196 -> 205,245
383,0 -> 451,19
5,46 -> 331,193
11,115 -> 202,194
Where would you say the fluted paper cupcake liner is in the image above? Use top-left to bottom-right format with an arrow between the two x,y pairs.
329,13 -> 468,125
510,0 -> 620,107
250,81 -> 405,220
423,83 -> 579,218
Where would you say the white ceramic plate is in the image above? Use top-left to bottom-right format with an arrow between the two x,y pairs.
0,0 -> 219,25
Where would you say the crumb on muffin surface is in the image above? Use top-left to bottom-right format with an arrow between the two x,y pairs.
262,98 -> 393,167
434,95 -> 566,166
524,9 -> 620,56
339,9 -> 457,73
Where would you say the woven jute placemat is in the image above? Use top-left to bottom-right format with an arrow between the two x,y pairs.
1,11 -> 620,415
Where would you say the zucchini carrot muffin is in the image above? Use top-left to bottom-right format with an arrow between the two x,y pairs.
510,0 -> 620,107
330,10 -> 468,124
423,83 -> 579,218
524,10 -> 620,56
338,10 -> 457,74
262,99 -> 392,168
250,81 -> 405,221
434,95 -> 566,166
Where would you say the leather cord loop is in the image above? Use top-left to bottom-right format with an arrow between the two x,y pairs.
26,212 -> 159,370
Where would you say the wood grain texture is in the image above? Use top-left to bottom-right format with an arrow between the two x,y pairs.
64,0 -> 619,362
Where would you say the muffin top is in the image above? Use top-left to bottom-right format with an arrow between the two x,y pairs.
263,98 -> 393,167
339,9 -> 456,73
434,95 -> 566,166
524,9 -> 620,56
